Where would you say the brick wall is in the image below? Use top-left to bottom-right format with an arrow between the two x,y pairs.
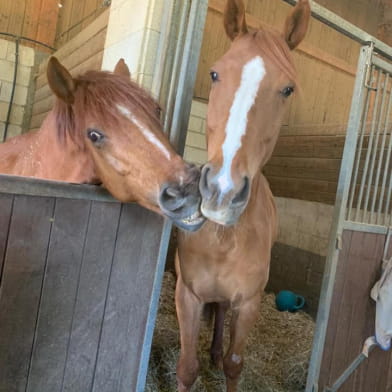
184,100 -> 208,165
184,98 -> 333,315
0,38 -> 36,141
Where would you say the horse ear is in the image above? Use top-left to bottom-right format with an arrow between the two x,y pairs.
47,57 -> 76,104
114,58 -> 131,78
283,0 -> 311,50
224,0 -> 248,41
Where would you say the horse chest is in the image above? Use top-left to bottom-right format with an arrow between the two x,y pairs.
178,221 -> 271,303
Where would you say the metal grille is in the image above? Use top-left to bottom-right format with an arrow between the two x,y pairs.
346,55 -> 392,227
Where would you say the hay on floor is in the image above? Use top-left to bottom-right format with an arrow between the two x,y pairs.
146,272 -> 314,392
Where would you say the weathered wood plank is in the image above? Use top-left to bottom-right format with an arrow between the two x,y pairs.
0,174 -> 116,203
61,201 -> 122,392
0,195 -> 55,392
0,194 -> 13,283
91,204 -> 164,392
26,199 -> 91,392
49,8 -> 109,72
36,27 -> 107,89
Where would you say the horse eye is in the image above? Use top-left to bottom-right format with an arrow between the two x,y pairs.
87,128 -> 105,144
155,106 -> 162,117
210,71 -> 219,82
281,86 -> 294,98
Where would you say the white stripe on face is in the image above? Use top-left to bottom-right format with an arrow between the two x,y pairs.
117,104 -> 171,160
215,56 -> 266,195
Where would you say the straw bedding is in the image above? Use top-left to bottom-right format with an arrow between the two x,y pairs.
146,272 -> 315,392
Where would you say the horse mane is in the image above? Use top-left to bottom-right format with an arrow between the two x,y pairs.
52,70 -> 161,147
253,27 -> 297,85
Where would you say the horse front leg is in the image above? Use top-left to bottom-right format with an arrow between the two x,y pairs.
210,301 -> 229,368
175,272 -> 203,392
223,294 -> 260,392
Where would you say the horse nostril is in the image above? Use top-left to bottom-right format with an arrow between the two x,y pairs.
232,176 -> 250,205
159,185 -> 186,212
200,164 -> 213,198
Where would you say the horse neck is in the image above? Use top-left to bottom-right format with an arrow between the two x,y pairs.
0,111 -> 98,183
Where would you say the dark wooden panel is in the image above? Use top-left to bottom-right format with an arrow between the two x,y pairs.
0,195 -> 55,392
0,194 -> 13,283
61,201 -> 122,392
0,185 -> 167,392
319,230 -> 353,385
319,230 -> 392,391
0,174 -> 115,203
26,199 -> 91,392
91,204 -> 164,392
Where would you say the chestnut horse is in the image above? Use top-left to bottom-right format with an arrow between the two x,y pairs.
176,0 -> 310,390
0,57 -> 204,231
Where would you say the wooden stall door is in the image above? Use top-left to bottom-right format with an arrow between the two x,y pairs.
0,184 -> 168,392
318,230 -> 392,391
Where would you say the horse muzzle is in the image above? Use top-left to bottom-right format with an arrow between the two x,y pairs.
199,163 -> 251,226
158,165 -> 206,232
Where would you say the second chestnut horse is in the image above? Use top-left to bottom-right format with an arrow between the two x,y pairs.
176,0 -> 310,390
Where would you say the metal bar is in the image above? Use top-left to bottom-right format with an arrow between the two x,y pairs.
347,66 -> 374,221
135,218 -> 172,392
343,221 -> 390,235
169,0 -> 208,155
0,174 -> 118,203
384,164 -> 392,226
374,77 -> 392,224
151,0 -> 175,104
383,227 -> 392,262
3,38 -> 19,142
378,133 -> 392,225
373,55 -> 392,75
0,32 -> 55,51
305,45 -> 373,392
281,0 -> 392,61
355,69 -> 382,222
163,0 -> 191,137
324,344 -> 377,392
366,73 -> 389,223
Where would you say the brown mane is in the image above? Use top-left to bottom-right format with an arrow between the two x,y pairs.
254,28 -> 297,84
53,70 -> 161,146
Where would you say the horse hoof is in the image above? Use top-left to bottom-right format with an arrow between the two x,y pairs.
211,352 -> 224,370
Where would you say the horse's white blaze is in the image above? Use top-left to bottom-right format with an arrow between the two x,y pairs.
117,105 -> 171,160
215,56 -> 265,195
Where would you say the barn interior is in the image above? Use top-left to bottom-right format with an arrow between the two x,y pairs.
0,0 -> 392,391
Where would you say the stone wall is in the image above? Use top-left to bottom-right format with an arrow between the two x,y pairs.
184,99 -> 333,316
0,38 -> 36,141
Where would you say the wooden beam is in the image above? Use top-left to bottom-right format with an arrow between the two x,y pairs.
208,0 -> 357,76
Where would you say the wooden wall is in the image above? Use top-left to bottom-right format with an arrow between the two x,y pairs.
194,0 -> 385,204
0,0 -> 59,49
29,10 -> 109,132
55,0 -> 109,48
0,0 -> 108,50
317,0 -> 383,37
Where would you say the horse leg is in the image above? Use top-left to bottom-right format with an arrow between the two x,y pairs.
210,301 -> 229,368
175,274 -> 203,392
223,294 -> 260,392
